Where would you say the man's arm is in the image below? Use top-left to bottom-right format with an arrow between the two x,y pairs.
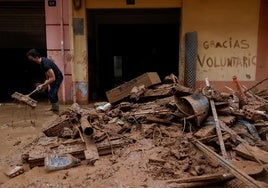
38,69 -> 55,90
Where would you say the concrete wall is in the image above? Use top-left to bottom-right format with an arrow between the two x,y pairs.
69,0 -> 88,104
181,0 -> 266,91
45,0 -> 72,104
44,0 -> 267,104
44,0 -> 89,104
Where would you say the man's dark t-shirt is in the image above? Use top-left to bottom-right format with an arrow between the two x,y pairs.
41,57 -> 63,85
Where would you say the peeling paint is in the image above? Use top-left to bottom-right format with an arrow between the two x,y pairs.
75,82 -> 88,97
76,50 -> 87,65
66,53 -> 73,63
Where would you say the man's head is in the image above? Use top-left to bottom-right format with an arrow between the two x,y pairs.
26,49 -> 41,64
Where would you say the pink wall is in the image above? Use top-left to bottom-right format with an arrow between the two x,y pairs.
45,0 -> 73,104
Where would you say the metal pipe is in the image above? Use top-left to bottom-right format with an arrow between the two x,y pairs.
69,0 -> 76,103
60,0 -> 66,104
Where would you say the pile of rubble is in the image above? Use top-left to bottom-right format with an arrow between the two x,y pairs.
8,73 -> 268,187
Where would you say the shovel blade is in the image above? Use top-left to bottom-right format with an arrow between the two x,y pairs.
11,92 -> 37,108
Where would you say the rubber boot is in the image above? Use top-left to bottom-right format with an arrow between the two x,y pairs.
51,102 -> 59,114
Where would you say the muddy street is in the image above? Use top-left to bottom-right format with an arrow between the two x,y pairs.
0,77 -> 268,188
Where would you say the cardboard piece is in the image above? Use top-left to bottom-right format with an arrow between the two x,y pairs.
106,72 -> 161,103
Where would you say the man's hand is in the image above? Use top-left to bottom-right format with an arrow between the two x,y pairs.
36,85 -> 43,91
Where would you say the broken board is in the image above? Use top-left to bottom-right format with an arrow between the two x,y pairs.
106,72 -> 161,104
235,143 -> 268,164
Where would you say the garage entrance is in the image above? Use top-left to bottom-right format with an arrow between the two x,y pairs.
87,9 -> 180,100
0,1 -> 46,102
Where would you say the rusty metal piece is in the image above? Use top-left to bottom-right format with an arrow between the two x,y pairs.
11,92 -> 37,108
204,78 -> 228,159
244,76 -> 268,94
202,86 -> 222,101
78,115 -> 98,163
175,93 -> 209,126
232,76 -> 248,106
211,100 -> 228,159
80,116 -> 94,136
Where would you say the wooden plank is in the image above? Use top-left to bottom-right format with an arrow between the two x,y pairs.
194,124 -> 215,138
83,135 -> 99,164
235,143 -> 268,164
166,173 -> 234,184
106,72 -> 161,104
43,114 -> 74,137
28,139 -> 86,168
194,141 -> 266,188
142,84 -> 175,98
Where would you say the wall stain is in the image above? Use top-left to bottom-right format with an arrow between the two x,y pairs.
75,82 -> 88,98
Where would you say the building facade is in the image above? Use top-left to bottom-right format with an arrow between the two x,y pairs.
0,0 -> 267,104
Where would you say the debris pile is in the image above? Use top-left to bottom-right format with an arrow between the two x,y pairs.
9,73 -> 268,187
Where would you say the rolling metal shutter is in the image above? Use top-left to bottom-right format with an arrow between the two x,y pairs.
0,1 -> 46,48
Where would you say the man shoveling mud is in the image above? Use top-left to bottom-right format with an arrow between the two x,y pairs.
27,49 -> 63,114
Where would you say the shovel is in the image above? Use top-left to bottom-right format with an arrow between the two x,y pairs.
11,87 -> 39,108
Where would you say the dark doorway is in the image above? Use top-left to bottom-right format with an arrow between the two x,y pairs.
87,9 -> 180,101
0,1 -> 47,102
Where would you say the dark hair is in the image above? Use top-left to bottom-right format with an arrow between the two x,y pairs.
26,49 -> 40,58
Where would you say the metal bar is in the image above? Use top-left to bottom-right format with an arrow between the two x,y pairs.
205,78 -> 227,159
210,99 -> 228,159
194,141 -> 265,188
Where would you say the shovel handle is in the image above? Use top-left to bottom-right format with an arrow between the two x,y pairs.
27,88 -> 38,97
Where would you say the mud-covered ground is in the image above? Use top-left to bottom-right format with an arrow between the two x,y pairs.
0,102 -> 267,188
